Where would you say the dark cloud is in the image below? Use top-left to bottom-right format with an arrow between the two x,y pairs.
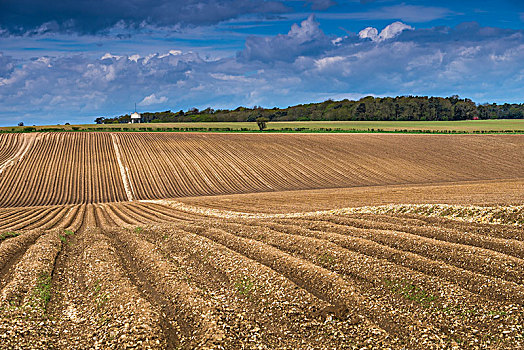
0,0 -> 289,35
0,53 -> 16,77
306,0 -> 337,11
239,15 -> 333,62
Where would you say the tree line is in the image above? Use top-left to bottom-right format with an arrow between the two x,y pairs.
95,95 -> 524,124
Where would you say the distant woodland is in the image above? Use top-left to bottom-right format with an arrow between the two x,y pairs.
96,96 -> 524,124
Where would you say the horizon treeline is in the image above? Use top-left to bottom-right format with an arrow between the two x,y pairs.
95,95 -> 524,124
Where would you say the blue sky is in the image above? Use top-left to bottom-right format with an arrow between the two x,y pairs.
1,0 -> 523,126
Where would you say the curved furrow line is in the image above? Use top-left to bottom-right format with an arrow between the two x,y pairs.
230,139 -> 308,190
223,139 -> 310,190
386,213 -> 524,242
180,143 -> 233,195
93,204 -> 108,228
0,134 -> 42,207
0,229 -> 64,348
140,223 -> 398,349
289,136 -> 405,186
22,206 -> 71,231
118,134 -> 163,199
140,134 -> 189,198
27,133 -> 60,207
117,203 -> 164,224
2,133 -> 45,207
178,222 -> 445,345
105,134 -> 129,203
0,134 -> 21,166
175,145 -> 225,196
65,205 -> 87,233
55,134 -> 69,205
98,203 -> 133,227
194,139 -> 261,192
137,202 -> 204,221
95,204 -> 117,228
0,134 -> 36,179
0,230 -> 63,306
286,218 -> 524,285
139,133 -> 180,198
272,137 -> 354,188
46,133 -> 66,206
55,205 -> 82,230
205,219 -> 516,341
104,227 -> 226,349
129,135 -> 168,198
111,203 -> 156,226
208,138 -> 275,191
313,213 -> 524,260
0,208 -> 37,228
0,208 -> 50,231
264,218 -> 524,304
147,138 -> 197,198
47,227 -> 168,349
0,133 -> 128,208
0,208 -> 25,222
278,138 -> 363,186
103,203 -> 146,226
0,230 -> 43,290
121,203 -> 186,224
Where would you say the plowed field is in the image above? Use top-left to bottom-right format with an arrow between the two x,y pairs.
0,132 -> 523,349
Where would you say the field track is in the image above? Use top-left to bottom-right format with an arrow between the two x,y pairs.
0,132 -> 523,348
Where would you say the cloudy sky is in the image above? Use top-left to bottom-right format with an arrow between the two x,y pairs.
1,0 -> 523,126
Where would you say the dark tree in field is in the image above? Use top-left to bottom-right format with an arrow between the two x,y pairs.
18,122 -> 24,126
256,117 -> 269,131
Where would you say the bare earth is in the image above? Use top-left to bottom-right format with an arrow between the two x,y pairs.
0,132 -> 523,349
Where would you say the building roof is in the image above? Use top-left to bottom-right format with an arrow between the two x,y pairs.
131,112 -> 141,119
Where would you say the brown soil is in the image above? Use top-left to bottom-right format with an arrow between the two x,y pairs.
0,133 -> 523,349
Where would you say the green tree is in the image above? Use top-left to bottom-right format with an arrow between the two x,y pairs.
256,117 -> 269,131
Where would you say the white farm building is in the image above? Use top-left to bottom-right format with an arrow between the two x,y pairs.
130,111 -> 141,123
130,103 -> 142,123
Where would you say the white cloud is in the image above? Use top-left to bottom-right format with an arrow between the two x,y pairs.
139,93 -> 168,106
379,22 -> 414,40
158,50 -> 183,59
128,54 -> 141,62
101,53 -> 123,60
314,56 -> 345,70
359,22 -> 413,42
359,27 -> 379,41
2,20 -> 524,126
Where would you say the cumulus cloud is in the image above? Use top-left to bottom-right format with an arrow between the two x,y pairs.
2,21 -> 524,125
239,15 -> 332,62
358,27 -> 379,41
139,94 -> 168,106
359,22 -> 414,41
0,0 -> 290,35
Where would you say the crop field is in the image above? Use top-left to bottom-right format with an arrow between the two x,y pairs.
2,119 -> 524,133
0,132 -> 523,349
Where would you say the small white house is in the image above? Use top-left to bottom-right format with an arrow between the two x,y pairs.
130,111 -> 141,123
